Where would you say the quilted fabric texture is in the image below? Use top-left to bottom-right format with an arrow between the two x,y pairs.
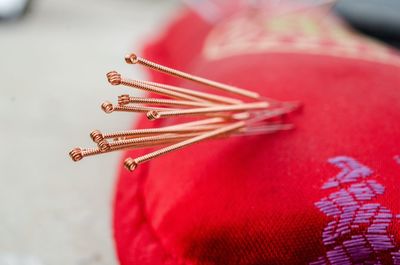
113,8 -> 400,265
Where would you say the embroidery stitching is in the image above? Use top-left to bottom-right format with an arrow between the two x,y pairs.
203,13 -> 400,66
311,156 -> 400,265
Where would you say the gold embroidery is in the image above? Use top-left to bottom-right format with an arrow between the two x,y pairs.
203,11 -> 400,66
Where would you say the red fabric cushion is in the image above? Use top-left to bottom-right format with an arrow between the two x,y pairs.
113,8 -> 400,265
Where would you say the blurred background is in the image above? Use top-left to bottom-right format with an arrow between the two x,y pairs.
0,0 -> 178,264
1,0 -> 400,264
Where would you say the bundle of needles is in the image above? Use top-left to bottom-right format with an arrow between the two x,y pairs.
69,53 -> 300,172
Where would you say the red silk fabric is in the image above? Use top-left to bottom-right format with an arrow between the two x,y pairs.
113,8 -> 400,265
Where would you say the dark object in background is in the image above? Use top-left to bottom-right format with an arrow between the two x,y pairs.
0,0 -> 32,21
335,0 -> 400,49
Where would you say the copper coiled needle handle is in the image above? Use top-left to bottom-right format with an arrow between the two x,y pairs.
124,121 -> 246,171
69,52 -> 300,172
146,102 -> 269,120
125,53 -> 260,99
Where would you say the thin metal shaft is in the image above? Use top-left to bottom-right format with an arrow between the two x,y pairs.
101,125 -> 226,140
163,117 -> 229,129
108,132 -> 202,148
101,101 -> 178,114
99,132 -> 206,152
107,71 -> 208,103
124,121 -> 246,171
73,123 -> 293,162
139,80 -> 242,105
69,139 -> 180,161
240,124 -> 294,135
125,53 -> 260,99
89,117 -> 229,150
118,95 -> 217,108
147,102 -> 269,120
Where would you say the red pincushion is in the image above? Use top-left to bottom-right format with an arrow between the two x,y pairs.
113,8 -> 400,265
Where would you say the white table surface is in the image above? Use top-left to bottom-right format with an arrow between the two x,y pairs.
0,0 -> 179,264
